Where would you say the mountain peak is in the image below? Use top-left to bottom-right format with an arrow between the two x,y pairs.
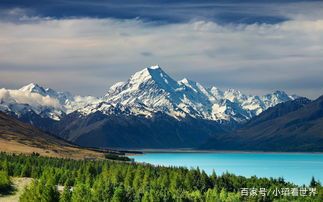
148,64 -> 161,70
273,90 -> 288,96
266,90 -> 290,100
19,82 -> 38,90
135,65 -> 163,77
145,65 -> 165,77
128,65 -> 178,90
129,67 -> 155,84
19,83 -> 46,95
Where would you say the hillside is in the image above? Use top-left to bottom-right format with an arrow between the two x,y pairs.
56,111 -> 225,149
201,96 -> 323,151
0,112 -> 104,159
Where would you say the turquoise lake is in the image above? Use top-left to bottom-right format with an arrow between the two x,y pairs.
132,152 -> 323,185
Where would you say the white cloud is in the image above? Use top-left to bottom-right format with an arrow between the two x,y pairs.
0,88 -> 61,109
0,17 -> 322,98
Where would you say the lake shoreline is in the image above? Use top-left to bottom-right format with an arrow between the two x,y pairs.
125,149 -> 323,155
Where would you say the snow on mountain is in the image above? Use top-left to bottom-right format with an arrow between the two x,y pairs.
78,101 -> 155,118
209,86 -> 223,100
100,66 -> 214,119
0,65 -> 297,123
105,66 -> 178,109
261,90 -> 292,108
0,83 -> 100,120
64,95 -> 102,114
19,83 -> 47,96
78,65 -> 296,122
0,86 -> 63,120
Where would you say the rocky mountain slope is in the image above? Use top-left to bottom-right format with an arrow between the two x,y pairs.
200,96 -> 323,151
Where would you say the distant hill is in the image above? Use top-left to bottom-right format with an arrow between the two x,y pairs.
200,96 -> 323,152
0,112 -> 104,159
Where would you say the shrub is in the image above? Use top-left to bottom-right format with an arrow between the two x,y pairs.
0,170 -> 12,194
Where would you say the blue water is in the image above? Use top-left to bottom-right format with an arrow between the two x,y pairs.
132,152 -> 323,185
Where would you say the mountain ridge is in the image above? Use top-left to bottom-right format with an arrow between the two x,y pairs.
98,65 -> 297,123
0,65 -> 297,124
200,96 -> 323,151
0,65 -> 307,149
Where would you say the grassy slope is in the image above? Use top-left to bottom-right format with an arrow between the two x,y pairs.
0,112 -> 104,159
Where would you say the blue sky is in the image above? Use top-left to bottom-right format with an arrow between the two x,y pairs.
0,0 -> 322,98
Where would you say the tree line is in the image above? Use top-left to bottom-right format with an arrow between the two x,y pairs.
0,152 -> 322,201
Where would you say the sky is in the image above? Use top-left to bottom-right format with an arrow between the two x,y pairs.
0,0 -> 322,99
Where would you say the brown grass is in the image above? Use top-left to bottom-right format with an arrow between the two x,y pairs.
0,112 -> 105,159
0,138 -> 104,159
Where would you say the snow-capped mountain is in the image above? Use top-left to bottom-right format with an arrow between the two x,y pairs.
0,65 -> 297,124
78,65 -> 295,123
18,83 -> 102,114
0,83 -> 100,122
19,83 -> 73,105
0,65 -> 303,149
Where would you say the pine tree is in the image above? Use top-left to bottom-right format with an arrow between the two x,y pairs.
60,186 -> 72,202
310,176 -> 318,187
71,183 -> 92,202
21,163 -> 32,177
111,185 -> 126,202
205,188 -> 219,202
141,191 -> 150,202
0,170 -> 11,194
20,180 -> 41,202
42,182 -> 60,202
92,177 -> 113,202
